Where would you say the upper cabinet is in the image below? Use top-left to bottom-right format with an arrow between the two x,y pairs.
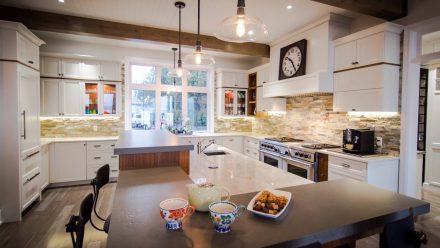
40,57 -> 121,81
216,68 -> 248,88
216,68 -> 249,117
333,23 -> 403,112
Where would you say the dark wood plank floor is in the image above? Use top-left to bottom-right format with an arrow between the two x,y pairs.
0,183 -> 438,248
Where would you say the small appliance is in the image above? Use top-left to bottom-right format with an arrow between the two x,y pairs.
342,128 -> 375,155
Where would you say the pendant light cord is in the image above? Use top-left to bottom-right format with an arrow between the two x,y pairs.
197,0 -> 200,44
178,4 -> 182,66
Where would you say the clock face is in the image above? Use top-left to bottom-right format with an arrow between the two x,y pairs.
282,46 -> 302,77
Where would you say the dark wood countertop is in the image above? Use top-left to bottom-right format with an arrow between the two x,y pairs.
114,130 -> 194,155
107,167 -> 430,248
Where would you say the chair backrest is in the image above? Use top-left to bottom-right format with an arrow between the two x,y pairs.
70,193 -> 94,248
380,208 -> 415,248
95,164 -> 109,192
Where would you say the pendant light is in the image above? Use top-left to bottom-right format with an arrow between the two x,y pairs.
214,0 -> 268,43
167,47 -> 178,94
183,0 -> 215,66
169,1 -> 188,78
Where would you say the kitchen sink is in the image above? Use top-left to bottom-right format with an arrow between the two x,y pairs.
203,150 -> 228,156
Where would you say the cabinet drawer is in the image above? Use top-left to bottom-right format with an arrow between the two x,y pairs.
244,147 -> 260,160
329,156 -> 367,176
21,151 -> 41,175
22,167 -> 41,210
328,165 -> 366,182
87,164 -> 119,179
87,152 -> 118,165
244,137 -> 260,150
87,141 -> 117,151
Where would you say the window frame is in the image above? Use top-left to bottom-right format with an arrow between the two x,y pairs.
125,61 -> 214,132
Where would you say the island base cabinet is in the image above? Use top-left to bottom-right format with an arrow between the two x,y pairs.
328,155 -> 399,192
52,142 -> 87,183
119,151 -> 189,174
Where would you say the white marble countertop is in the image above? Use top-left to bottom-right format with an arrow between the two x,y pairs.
40,136 -> 119,146
319,149 -> 399,163
189,145 -> 312,195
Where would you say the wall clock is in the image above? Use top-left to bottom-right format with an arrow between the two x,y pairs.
278,39 -> 307,80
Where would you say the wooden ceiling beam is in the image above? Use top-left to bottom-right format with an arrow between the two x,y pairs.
0,5 -> 270,58
310,0 -> 407,21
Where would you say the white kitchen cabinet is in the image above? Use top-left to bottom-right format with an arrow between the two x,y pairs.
62,59 -> 82,79
328,155 -> 399,192
100,61 -> 121,81
52,142 -> 87,183
86,140 -> 119,179
243,136 -> 260,160
19,65 -> 41,154
217,88 -> 247,117
81,60 -> 101,80
17,33 -> 40,70
61,80 -> 83,116
333,23 -> 402,72
21,166 -> 41,210
222,136 -> 243,153
216,68 -> 248,88
40,144 -> 50,190
41,57 -> 61,77
41,79 -> 61,116
249,65 -> 286,113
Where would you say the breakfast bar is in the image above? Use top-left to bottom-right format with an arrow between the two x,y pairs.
114,130 -> 194,173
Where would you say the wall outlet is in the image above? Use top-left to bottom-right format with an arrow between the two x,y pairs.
93,125 -> 98,132
376,137 -> 383,147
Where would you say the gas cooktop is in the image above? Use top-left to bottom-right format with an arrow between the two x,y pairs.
265,137 -> 304,143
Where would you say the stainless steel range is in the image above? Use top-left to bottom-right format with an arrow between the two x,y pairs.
259,137 -> 339,181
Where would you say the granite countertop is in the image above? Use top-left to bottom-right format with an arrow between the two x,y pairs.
40,136 -> 119,146
114,130 -> 194,155
189,145 -> 312,195
319,149 -> 400,163
177,132 -> 269,140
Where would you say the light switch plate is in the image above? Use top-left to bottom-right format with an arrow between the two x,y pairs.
376,137 -> 383,147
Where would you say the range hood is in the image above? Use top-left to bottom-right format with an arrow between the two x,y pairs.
263,71 -> 332,98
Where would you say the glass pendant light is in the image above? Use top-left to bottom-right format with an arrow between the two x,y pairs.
169,1 -> 189,78
167,47 -> 178,94
183,0 -> 215,66
214,0 -> 268,43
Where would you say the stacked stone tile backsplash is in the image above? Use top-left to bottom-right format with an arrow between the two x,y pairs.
214,117 -> 252,133
252,94 -> 401,154
40,64 -> 126,137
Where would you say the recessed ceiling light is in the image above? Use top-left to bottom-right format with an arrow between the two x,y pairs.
58,0 -> 65,3
286,5 -> 293,10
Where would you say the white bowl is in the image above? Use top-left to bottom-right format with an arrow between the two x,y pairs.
247,189 -> 292,219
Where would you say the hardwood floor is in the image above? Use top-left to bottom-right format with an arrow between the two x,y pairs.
0,183 -> 439,248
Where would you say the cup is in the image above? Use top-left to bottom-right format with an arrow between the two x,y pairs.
209,201 -> 246,233
159,198 -> 195,230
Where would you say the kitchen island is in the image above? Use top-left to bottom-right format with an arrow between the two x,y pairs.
107,146 -> 430,247
114,130 -> 194,173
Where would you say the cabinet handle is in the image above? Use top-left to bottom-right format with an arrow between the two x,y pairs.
229,139 -> 234,142
24,151 -> 40,160
111,155 -> 118,158
351,109 -> 356,111
24,172 -> 40,185
28,60 -> 34,64
342,163 -> 351,168
111,144 -> 115,147
111,169 -> 118,172
351,62 -> 359,65
94,145 -> 101,148
21,110 -> 26,139
94,157 -> 101,160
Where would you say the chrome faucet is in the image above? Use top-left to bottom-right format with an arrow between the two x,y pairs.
197,139 -> 215,154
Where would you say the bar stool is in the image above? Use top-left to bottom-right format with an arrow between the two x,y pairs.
90,164 -> 111,233
66,193 -> 94,248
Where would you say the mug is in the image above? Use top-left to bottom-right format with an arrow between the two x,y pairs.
209,201 -> 246,233
159,198 -> 195,230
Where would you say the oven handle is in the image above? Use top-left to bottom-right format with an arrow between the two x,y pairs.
258,149 -> 283,158
281,156 -> 313,167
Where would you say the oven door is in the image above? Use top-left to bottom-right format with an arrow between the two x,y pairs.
259,150 -> 284,170
282,157 -> 314,181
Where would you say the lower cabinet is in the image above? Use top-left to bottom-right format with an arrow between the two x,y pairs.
243,136 -> 260,160
52,142 -> 87,183
328,155 -> 399,192
222,136 -> 243,153
40,144 -> 50,190
21,151 -> 42,210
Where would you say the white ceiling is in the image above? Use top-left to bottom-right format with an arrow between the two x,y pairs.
1,0 -> 362,44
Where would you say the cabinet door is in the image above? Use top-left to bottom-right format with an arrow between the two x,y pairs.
61,80 -> 82,116
19,65 -> 40,154
40,144 -> 50,190
100,62 -> 121,81
83,82 -> 100,115
334,41 -> 357,71
257,68 -> 270,86
81,61 -> 101,80
256,87 -> 264,111
236,89 -> 247,116
235,73 -> 248,88
61,59 -> 81,78
102,83 -> 117,115
220,72 -> 236,87
333,89 -> 392,112
41,79 -> 61,116
41,57 -> 61,77
223,136 -> 243,153
223,89 -> 235,116
356,33 -> 385,67
53,142 -> 87,182
17,34 -> 39,70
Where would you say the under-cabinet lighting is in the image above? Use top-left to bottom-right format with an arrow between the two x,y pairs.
58,0 -> 65,3
77,54 -> 94,58
348,112 -> 399,118
286,5 -> 293,10
40,116 -> 120,120
217,116 -> 254,119
268,111 -> 287,115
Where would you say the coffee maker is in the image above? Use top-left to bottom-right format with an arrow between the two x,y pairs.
342,129 -> 375,155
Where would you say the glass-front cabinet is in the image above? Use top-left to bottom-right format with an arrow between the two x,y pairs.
83,82 -> 119,116
217,88 -> 247,117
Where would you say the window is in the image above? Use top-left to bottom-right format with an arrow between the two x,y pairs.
127,63 -> 211,131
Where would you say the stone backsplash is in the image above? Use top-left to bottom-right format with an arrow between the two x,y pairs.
41,117 -> 121,137
214,117 -> 253,133
252,94 -> 401,154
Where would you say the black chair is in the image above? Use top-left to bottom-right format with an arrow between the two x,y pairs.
66,193 -> 94,248
90,164 -> 111,233
380,208 -> 428,248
